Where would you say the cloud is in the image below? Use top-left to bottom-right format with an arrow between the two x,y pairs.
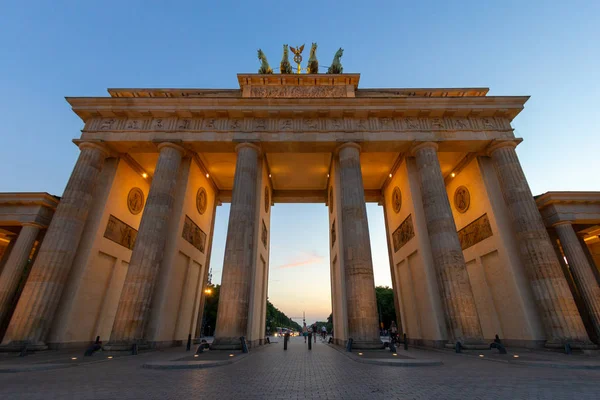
277,255 -> 324,269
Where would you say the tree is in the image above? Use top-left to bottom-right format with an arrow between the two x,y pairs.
375,286 -> 397,330
202,286 -> 301,336
265,300 -> 302,332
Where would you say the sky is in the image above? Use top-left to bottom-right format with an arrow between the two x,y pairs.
1,1 -> 598,324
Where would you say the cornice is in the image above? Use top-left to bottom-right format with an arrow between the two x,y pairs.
66,96 -> 528,122
0,192 -> 60,209
535,191 -> 600,209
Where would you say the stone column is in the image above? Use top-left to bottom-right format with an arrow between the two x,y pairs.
105,142 -> 184,350
212,143 -> 260,350
488,141 -> 591,346
554,222 -> 600,340
412,142 -> 484,345
337,142 -> 381,349
1,142 -> 109,349
0,223 -> 41,330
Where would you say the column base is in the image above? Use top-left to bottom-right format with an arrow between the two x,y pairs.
210,337 -> 242,350
103,341 -> 150,353
0,341 -> 48,352
545,341 -> 598,350
350,339 -> 384,350
444,342 -> 489,350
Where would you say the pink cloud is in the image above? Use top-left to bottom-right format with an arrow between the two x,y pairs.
277,256 -> 324,269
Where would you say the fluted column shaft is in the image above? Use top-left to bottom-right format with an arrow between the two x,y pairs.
337,143 -> 382,348
555,222 -> 600,339
0,224 -> 41,331
107,143 -> 184,348
413,142 -> 484,344
489,141 -> 590,344
1,143 -> 109,349
212,143 -> 260,350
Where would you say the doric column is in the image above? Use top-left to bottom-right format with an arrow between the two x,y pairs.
554,222 -> 600,340
212,143 -> 260,350
1,142 -> 109,349
106,142 -> 184,350
0,223 -> 41,331
412,142 -> 484,345
337,142 -> 381,349
488,141 -> 591,345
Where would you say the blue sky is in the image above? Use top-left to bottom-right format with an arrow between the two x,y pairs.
1,1 -> 598,323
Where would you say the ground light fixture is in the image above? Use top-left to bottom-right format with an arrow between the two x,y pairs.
71,357 -> 77,360
107,356 -> 113,359
513,355 -> 519,358
229,354 -> 234,357
479,354 -> 484,358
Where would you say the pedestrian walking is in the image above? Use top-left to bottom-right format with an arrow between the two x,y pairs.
303,323 -> 308,343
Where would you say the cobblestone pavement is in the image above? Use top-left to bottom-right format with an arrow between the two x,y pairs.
1,336 -> 599,399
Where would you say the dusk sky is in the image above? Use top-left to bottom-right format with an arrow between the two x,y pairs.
1,1 -> 598,324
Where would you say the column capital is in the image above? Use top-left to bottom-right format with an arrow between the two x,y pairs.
335,142 -> 361,155
156,141 -> 186,155
235,142 -> 262,156
553,221 -> 574,228
485,139 -> 521,157
410,141 -> 438,156
77,141 -> 111,158
21,222 -> 44,229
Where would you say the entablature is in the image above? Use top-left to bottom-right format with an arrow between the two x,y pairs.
67,96 -> 528,122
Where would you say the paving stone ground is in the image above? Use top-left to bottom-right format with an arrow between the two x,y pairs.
1,336 -> 599,399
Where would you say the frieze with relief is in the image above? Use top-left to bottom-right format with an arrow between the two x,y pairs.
457,214 -> 493,250
392,214 -> 415,252
104,215 -> 138,250
87,116 -> 511,133
182,215 -> 206,253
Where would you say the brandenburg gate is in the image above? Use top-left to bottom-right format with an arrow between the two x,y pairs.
1,71 -> 599,352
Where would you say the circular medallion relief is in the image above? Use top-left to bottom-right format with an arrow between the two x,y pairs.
196,187 -> 208,215
454,186 -> 470,213
392,187 -> 402,214
264,186 -> 270,213
329,187 -> 334,214
127,187 -> 145,215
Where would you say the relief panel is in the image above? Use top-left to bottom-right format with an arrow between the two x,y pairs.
457,213 -> 493,250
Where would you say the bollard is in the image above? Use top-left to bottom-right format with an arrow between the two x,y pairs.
565,343 -> 572,355
308,333 -> 312,350
284,333 -> 289,350
346,338 -> 353,352
403,333 -> 408,351
455,341 -> 462,353
132,343 -> 138,355
240,336 -> 248,353
186,334 -> 192,351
